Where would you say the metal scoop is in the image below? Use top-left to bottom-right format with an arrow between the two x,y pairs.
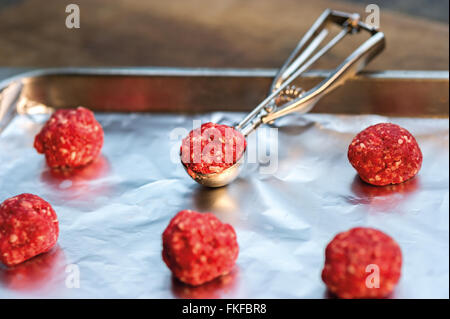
181,9 -> 385,187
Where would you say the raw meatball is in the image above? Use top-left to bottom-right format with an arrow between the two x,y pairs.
180,122 -> 246,176
162,210 -> 239,286
0,193 -> 59,267
34,107 -> 104,169
348,123 -> 422,186
322,227 -> 402,299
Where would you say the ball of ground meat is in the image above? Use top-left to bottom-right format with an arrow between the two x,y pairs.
322,227 -> 402,299
0,193 -> 59,267
34,107 -> 104,169
162,210 -> 239,286
348,123 -> 422,186
180,122 -> 246,176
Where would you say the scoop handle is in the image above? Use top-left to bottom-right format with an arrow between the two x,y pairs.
236,9 -> 385,136
263,31 -> 385,124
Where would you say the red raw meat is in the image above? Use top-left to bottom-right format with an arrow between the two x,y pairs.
162,210 -> 239,286
181,122 -> 246,176
34,107 -> 104,169
348,123 -> 422,186
322,227 -> 402,299
0,193 -> 59,267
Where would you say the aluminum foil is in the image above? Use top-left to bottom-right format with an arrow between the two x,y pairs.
0,111 -> 448,298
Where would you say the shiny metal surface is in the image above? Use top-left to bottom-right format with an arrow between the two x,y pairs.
0,69 -> 448,125
181,154 -> 245,188
0,110 -> 448,298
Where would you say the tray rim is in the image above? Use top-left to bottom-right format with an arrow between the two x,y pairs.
1,67 -> 449,91
1,67 -> 448,136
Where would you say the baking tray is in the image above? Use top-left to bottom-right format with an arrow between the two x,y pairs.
0,68 -> 448,298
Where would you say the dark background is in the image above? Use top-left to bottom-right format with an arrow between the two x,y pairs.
0,0 -> 448,70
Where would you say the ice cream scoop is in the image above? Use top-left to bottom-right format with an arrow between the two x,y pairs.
181,9 -> 385,187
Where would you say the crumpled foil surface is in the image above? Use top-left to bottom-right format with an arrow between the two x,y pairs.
0,112 -> 448,298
